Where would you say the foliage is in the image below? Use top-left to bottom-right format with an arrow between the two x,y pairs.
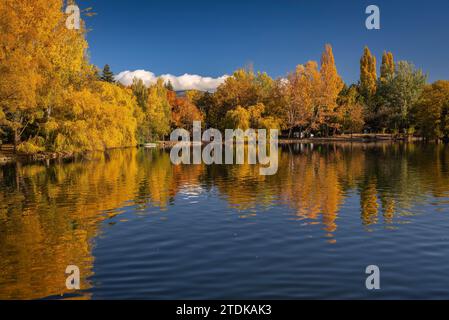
415,81 -> 449,140
224,106 -> 250,130
17,137 -> 46,154
145,79 -> 172,140
49,82 -> 138,153
360,46 -> 377,99
318,44 -> 345,135
131,78 -> 149,111
171,96 -> 204,131
209,69 -> 276,129
337,85 -> 365,135
380,51 -> 395,83
100,64 -> 115,83
0,0 -> 89,149
285,62 -> 319,135
380,61 -> 427,132
164,80 -> 174,91
0,0 -> 445,155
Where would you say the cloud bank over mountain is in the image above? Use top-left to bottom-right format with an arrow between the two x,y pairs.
115,70 -> 228,92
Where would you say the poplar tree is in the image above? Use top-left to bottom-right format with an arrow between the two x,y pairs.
360,46 -> 377,99
146,79 -> 172,140
380,51 -> 395,83
319,44 -> 344,136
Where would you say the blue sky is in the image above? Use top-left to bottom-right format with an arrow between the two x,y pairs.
84,0 -> 449,85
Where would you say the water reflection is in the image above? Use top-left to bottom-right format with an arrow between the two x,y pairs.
0,143 -> 448,299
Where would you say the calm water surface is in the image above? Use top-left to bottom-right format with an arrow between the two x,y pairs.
1,143 -> 449,299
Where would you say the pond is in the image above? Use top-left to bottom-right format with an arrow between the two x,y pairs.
1,143 -> 449,299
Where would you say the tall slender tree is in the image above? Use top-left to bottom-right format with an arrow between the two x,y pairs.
360,46 -> 377,100
380,51 -> 395,83
319,44 -> 344,136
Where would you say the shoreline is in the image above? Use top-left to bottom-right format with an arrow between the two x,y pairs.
0,135 -> 442,165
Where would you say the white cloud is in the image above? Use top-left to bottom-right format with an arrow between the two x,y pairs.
114,70 -> 228,92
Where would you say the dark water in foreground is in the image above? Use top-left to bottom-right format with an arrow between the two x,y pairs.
1,143 -> 449,299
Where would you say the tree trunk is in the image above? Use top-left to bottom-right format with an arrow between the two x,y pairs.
13,128 -> 20,153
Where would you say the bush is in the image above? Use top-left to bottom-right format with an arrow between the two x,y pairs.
17,137 -> 46,154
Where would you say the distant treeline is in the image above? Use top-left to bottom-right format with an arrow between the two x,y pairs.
1,1 -> 448,155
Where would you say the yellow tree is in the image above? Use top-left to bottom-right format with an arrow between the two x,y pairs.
337,86 -> 365,137
224,106 -> 250,130
415,81 -> 449,141
48,82 -> 138,153
360,46 -> 377,99
146,79 -> 172,141
0,0 -> 89,150
247,103 -> 280,130
319,44 -> 344,136
286,62 -> 319,137
380,51 -> 395,83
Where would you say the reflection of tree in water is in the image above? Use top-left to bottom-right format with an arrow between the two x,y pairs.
1,144 -> 449,299
0,149 -> 205,299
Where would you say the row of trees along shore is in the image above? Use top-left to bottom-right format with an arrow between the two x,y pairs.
1,1 -> 449,155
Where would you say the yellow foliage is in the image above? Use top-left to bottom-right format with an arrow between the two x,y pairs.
17,137 -> 46,154
225,106 -> 250,130
51,82 -> 138,153
360,46 -> 377,98
145,79 -> 172,140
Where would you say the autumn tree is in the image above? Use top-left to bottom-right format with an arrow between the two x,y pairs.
359,47 -> 378,131
247,103 -> 280,130
0,0 -> 89,151
131,78 -> 149,111
380,51 -> 395,83
193,91 -> 215,126
209,69 -> 277,129
318,44 -> 345,136
360,46 -> 378,99
285,62 -> 319,137
145,79 -> 172,140
337,85 -> 365,137
171,95 -> 204,131
44,82 -> 138,153
224,106 -> 250,130
415,81 -> 449,141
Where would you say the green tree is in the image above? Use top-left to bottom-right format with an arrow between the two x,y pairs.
101,64 -> 115,83
165,80 -> 174,91
382,61 -> 427,134
131,78 -> 149,111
